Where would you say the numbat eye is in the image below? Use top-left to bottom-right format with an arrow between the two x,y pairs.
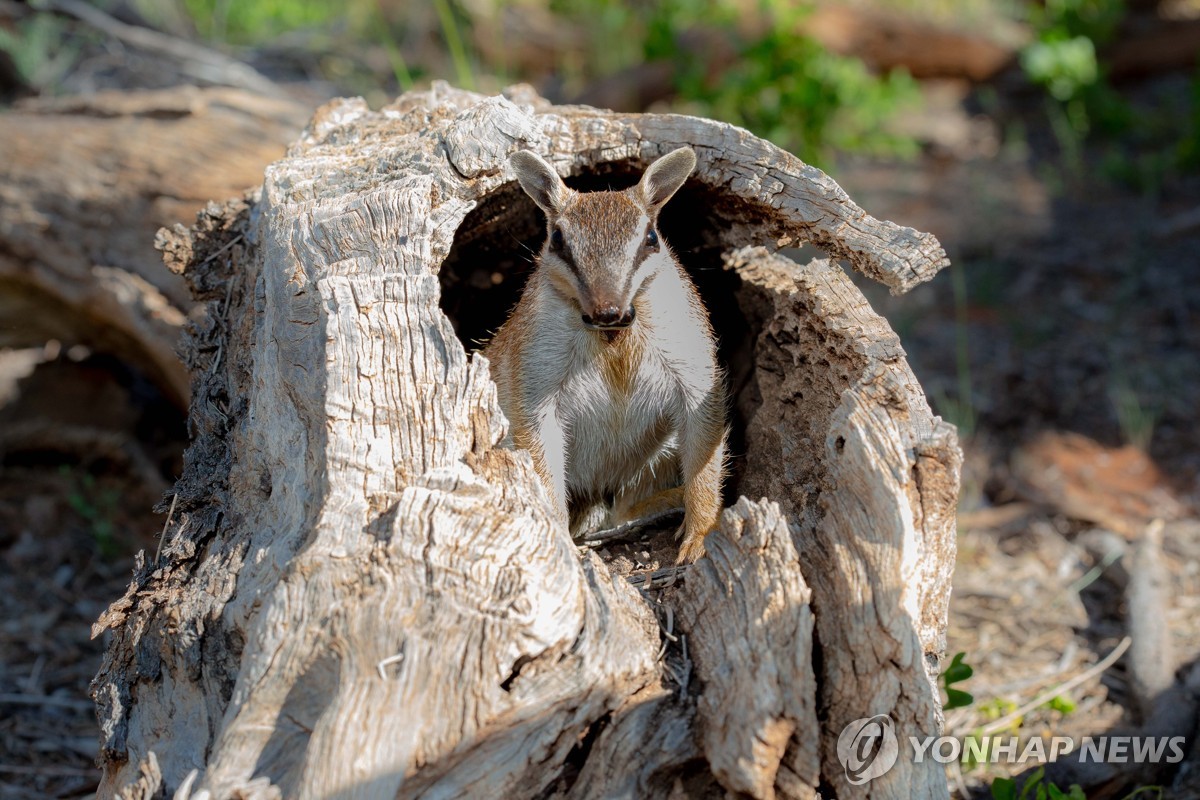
645,229 -> 659,248
550,228 -> 564,250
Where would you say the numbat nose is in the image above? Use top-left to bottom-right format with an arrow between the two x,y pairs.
582,305 -> 635,330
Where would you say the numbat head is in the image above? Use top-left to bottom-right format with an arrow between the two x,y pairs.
486,147 -> 727,564
508,147 -> 697,333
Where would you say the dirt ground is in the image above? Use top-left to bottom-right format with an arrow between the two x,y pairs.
836,73 -> 1200,797
2,37 -> 1199,800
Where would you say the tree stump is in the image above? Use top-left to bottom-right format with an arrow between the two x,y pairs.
91,82 -> 960,800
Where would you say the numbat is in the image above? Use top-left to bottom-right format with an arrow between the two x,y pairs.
484,147 -> 728,563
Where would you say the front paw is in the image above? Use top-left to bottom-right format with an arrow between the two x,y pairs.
675,524 -> 708,564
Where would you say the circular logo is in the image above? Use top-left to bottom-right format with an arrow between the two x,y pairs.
836,714 -> 899,785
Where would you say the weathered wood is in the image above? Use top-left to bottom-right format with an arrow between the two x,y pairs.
674,497 -> 820,799
91,83 -> 959,799
0,86 -> 309,405
728,247 -> 962,798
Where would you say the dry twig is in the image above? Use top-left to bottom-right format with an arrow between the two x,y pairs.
580,508 -> 684,547
968,637 -> 1133,738
627,565 -> 688,590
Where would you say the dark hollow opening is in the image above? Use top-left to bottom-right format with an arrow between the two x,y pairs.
438,161 -> 759,511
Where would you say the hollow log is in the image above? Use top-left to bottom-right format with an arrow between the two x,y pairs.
91,82 -> 960,799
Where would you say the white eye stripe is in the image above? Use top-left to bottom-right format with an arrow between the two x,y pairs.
629,251 -> 667,297
622,214 -> 651,267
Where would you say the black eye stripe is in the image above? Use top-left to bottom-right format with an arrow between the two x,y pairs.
547,226 -> 581,277
562,253 -> 580,276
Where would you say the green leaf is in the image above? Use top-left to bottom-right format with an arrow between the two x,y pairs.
943,651 -> 974,708
944,651 -> 974,684
945,687 -> 975,710
991,777 -> 1017,800
1042,694 -> 1077,714
1050,782 -> 1089,800
1019,767 -> 1046,800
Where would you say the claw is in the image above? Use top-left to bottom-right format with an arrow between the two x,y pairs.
675,533 -> 707,564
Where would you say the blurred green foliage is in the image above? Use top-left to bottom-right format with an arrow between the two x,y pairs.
990,767 -> 1086,800
1018,0 -> 1198,188
8,0 -> 1195,181
556,0 -> 920,165
1020,0 -> 1130,175
431,0 -> 475,90
1020,0 -> 1123,108
1184,70 -> 1200,170
62,467 -> 119,558
1022,34 -> 1098,104
180,0 -> 369,43
0,13 -> 80,91
1110,375 -> 1159,452
172,0 -> 920,167
684,22 -> 920,164
1039,693 -> 1076,715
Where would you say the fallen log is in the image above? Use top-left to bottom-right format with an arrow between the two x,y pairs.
91,82 -> 960,799
0,86 -> 310,405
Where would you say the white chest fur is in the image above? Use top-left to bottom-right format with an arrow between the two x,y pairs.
523,264 -> 716,507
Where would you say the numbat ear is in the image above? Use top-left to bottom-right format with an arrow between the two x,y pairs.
509,151 -> 570,216
638,147 -> 697,212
